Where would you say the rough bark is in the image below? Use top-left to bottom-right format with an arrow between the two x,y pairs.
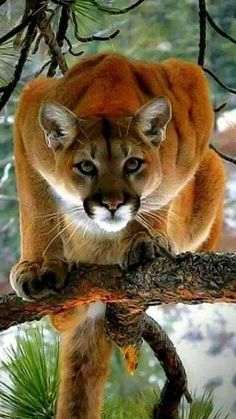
0,252 -> 235,332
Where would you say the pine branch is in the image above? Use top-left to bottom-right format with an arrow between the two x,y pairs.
0,21 -> 37,111
47,5 -> 70,76
90,0 -> 145,15
35,5 -> 68,74
0,6 -> 44,45
0,252 -> 235,332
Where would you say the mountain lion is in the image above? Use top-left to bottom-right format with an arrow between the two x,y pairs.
10,53 -> 225,418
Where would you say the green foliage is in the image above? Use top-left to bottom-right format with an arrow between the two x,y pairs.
103,390 -> 229,419
70,0 -> 113,37
103,389 -> 159,419
0,324 -> 229,419
0,325 -> 59,418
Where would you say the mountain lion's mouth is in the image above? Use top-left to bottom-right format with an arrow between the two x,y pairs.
92,205 -> 133,232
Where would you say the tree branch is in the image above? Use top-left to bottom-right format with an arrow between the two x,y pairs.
90,0 -> 145,15
0,252 -> 235,417
143,314 -> 192,418
198,0 -> 207,66
0,252 -> 235,332
204,67 -> 236,94
210,143 -> 236,165
47,5 -> 70,76
0,6 -> 44,45
0,21 -> 37,111
206,11 -> 236,44
35,5 -> 68,75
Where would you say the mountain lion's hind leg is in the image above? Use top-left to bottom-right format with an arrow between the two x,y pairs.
57,317 -> 112,419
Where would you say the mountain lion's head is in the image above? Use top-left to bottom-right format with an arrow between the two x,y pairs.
38,97 -> 171,234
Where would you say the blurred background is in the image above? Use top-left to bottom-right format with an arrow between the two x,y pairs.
0,0 -> 235,417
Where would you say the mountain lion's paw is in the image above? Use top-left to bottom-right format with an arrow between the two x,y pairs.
120,232 -> 175,270
10,259 -> 70,301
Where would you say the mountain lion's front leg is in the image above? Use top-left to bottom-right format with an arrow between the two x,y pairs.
120,215 -> 175,270
10,134 -> 69,301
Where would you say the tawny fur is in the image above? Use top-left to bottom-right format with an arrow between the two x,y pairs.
10,53 -> 225,418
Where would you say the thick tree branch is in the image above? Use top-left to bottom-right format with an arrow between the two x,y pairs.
0,252 -> 235,332
0,252 -> 234,418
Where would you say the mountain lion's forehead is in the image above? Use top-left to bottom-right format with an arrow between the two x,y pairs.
75,118 -> 141,160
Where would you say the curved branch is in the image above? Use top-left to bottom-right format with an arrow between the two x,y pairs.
210,144 -> 236,165
206,12 -> 236,44
0,252 -> 235,332
90,0 -> 145,15
214,102 -> 227,113
0,6 -> 45,45
64,36 -> 84,56
72,13 -> 120,43
204,67 -> 236,94
143,314 -> 192,419
0,21 -> 37,111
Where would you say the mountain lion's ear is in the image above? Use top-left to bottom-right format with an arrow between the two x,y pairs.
38,102 -> 78,151
134,97 -> 172,144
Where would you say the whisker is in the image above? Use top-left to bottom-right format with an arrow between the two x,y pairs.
125,117 -> 132,138
37,212 -> 64,220
82,218 -> 91,239
37,206 -> 83,220
65,224 -> 79,246
136,213 -> 168,241
139,210 -> 167,225
42,219 -> 75,256
78,126 -> 89,143
41,217 -> 64,237
141,204 -> 181,221
40,208 -> 84,236
136,214 -> 152,234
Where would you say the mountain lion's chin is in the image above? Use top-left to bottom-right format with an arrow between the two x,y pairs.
95,218 -> 130,233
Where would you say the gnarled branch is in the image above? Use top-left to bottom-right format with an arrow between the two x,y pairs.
0,253 -> 235,417
0,252 -> 235,332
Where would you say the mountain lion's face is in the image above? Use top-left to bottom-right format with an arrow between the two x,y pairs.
39,98 -> 171,234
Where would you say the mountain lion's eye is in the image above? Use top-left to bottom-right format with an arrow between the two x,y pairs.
124,157 -> 144,174
74,160 -> 97,176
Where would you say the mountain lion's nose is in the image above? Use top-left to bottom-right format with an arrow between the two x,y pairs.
102,196 -> 124,211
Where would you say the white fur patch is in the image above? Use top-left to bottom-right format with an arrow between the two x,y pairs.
87,302 -> 106,319
40,103 -> 76,137
93,205 -> 132,233
137,97 -> 171,132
